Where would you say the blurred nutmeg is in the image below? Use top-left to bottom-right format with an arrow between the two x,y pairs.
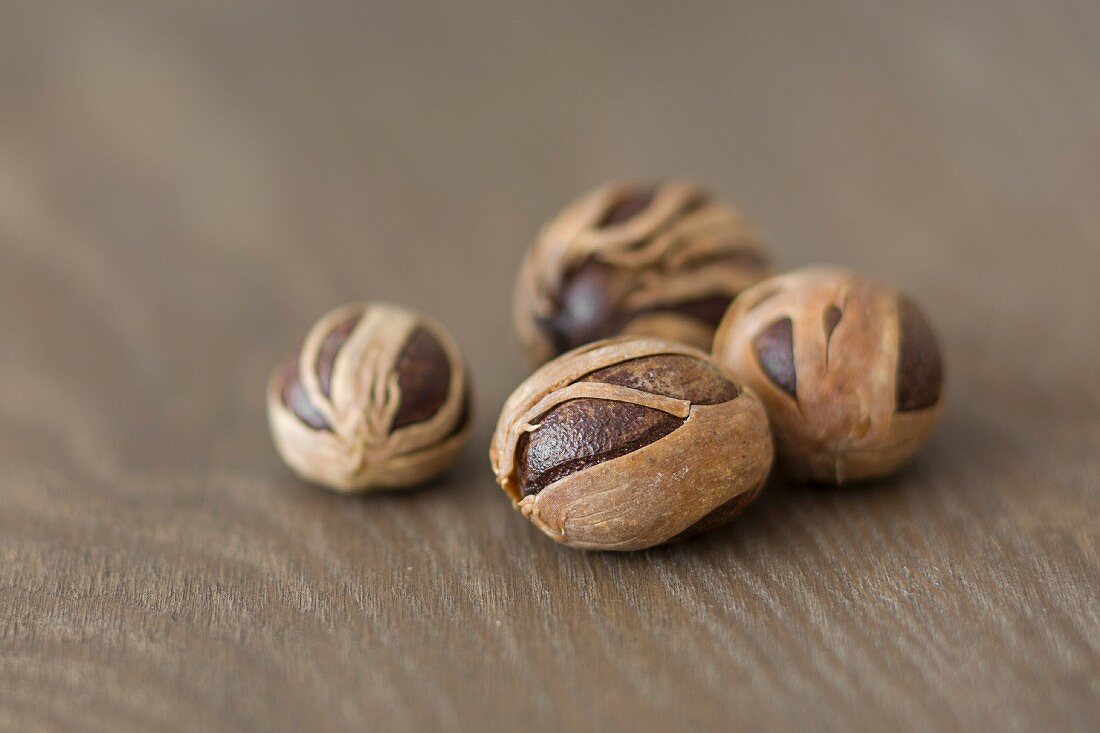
267,302 -> 471,492
712,268 -> 945,484
490,338 -> 774,551
514,180 -> 770,365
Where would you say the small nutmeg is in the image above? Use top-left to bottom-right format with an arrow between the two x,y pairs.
267,302 -> 471,492
514,180 -> 771,366
490,338 -> 774,551
712,267 -> 945,485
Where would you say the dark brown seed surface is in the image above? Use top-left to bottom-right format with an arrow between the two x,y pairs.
754,318 -> 798,398
392,328 -> 452,429
280,356 -> 331,431
582,355 -> 739,404
598,188 -> 655,227
896,297 -> 943,411
316,316 -> 361,398
671,486 -> 762,542
657,295 -> 734,328
516,399 -> 682,497
683,249 -> 768,272
824,305 -> 843,343
544,259 -> 625,354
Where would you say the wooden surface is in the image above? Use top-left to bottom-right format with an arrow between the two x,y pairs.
1,1 -> 1098,731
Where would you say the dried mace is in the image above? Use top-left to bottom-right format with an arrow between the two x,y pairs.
712,267 -> 945,484
490,338 -> 774,551
514,180 -> 770,365
268,302 -> 471,492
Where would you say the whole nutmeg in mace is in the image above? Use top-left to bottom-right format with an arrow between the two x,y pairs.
712,267 -> 945,484
267,302 -> 471,492
490,338 -> 774,551
514,180 -> 770,366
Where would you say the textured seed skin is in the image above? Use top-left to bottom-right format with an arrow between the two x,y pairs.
280,315 -> 363,430
671,487 -> 763,542
516,354 -> 745,497
896,297 -> 943,411
544,259 -> 623,355
317,316 -> 360,398
517,400 -> 682,497
392,328 -> 452,429
824,305 -> 843,344
713,268 -> 945,485
582,354 -> 740,404
280,356 -> 330,431
491,338 -> 774,551
753,318 -> 797,398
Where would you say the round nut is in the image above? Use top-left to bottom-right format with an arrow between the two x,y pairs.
267,302 -> 471,492
514,180 -> 770,365
712,267 -> 945,484
490,338 -> 774,551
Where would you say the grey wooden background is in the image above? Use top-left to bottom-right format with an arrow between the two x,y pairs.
1,1 -> 1097,731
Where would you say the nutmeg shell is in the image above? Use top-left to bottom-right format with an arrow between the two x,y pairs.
514,181 -> 770,365
490,338 -> 774,551
712,267 -> 945,484
267,302 -> 471,492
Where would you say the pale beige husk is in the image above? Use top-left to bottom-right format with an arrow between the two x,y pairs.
490,337 -> 774,551
514,180 -> 770,364
267,302 -> 470,492
712,267 -> 944,484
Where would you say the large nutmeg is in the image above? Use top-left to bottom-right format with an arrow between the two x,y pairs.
712,267 -> 945,484
490,338 -> 774,551
267,302 -> 471,492
514,180 -> 770,365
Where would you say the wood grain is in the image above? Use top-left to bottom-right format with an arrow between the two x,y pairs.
1,1 -> 1098,731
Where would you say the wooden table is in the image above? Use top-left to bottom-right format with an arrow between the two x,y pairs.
2,2 -> 1097,731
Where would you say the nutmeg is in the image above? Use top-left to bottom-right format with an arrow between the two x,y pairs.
514,180 -> 770,365
490,338 -> 774,551
712,267 -> 945,484
267,302 -> 471,492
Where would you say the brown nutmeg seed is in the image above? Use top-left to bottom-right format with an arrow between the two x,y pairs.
712,267 -> 945,485
490,338 -> 774,551
267,302 -> 471,492
514,180 -> 771,366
